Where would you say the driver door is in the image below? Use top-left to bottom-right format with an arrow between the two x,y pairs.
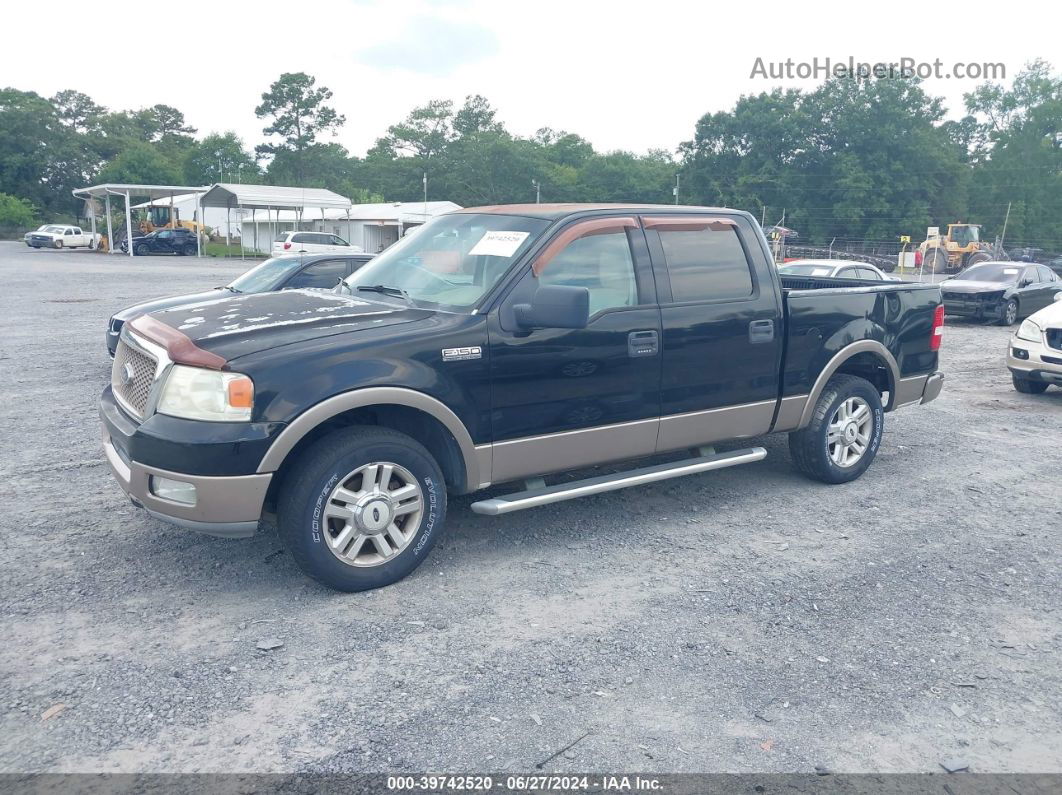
486,217 -> 662,484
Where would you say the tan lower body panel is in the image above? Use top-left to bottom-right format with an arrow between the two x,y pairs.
656,400 -> 776,453
771,394 -> 810,433
893,374 -> 930,408
489,417 -> 659,484
486,400 -> 778,485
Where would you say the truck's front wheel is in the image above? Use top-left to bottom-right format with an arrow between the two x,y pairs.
789,374 -> 883,484
277,426 -> 447,592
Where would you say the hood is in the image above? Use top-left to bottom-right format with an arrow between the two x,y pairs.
1028,297 -> 1062,328
144,289 -> 429,362
940,280 -> 1011,294
113,289 -> 232,322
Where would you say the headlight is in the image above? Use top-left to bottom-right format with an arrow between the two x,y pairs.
1015,319 -> 1042,342
156,365 -> 254,422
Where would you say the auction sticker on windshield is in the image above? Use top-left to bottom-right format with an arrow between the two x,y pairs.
468,230 -> 530,257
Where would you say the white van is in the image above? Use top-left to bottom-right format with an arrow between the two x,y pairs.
272,231 -> 362,255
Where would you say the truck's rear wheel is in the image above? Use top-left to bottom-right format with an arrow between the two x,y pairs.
277,426 -> 447,592
789,374 -> 883,484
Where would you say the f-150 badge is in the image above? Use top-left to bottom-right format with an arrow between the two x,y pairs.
442,346 -> 482,361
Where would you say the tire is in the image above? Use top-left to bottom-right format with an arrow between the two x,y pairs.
54,240 -> 63,249
277,426 -> 447,592
134,243 -> 149,256
789,374 -> 884,484
1012,375 -> 1048,394
966,251 -> 991,267
182,244 -> 196,256
924,248 -> 948,274
998,298 -> 1019,326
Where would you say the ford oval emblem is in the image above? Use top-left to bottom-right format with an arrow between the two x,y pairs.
121,362 -> 135,386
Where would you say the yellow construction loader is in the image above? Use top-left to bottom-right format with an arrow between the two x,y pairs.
919,224 -> 994,274
135,204 -> 205,236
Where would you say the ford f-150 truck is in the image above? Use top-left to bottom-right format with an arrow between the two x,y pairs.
100,204 -> 944,591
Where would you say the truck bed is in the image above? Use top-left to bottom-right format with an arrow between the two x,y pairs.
777,274 -> 942,401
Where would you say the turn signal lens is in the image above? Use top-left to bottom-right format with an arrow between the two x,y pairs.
227,376 -> 254,408
930,305 -> 944,351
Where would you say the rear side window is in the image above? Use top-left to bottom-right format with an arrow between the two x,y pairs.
285,259 -> 348,289
291,233 -> 311,243
1036,265 -> 1054,282
657,227 -> 753,301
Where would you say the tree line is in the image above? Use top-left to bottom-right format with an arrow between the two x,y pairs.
1,61 -> 1059,248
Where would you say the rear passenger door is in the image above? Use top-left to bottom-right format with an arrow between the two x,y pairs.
644,214 -> 784,452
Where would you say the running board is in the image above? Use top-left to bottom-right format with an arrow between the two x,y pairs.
470,447 -> 767,516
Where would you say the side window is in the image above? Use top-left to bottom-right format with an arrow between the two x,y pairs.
538,230 -> 638,316
657,226 -> 753,301
285,259 -> 348,289
856,267 -> 881,280
291,233 -> 310,244
65,229 -> 74,235
331,235 -> 349,246
1036,265 -> 1053,282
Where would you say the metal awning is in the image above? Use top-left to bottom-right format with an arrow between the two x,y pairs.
199,184 -> 352,211
71,183 -> 210,258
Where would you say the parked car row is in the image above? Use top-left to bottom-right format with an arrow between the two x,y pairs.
940,262 -> 1062,326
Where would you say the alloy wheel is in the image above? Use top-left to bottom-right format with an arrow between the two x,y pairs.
826,397 -> 873,468
322,461 -> 424,567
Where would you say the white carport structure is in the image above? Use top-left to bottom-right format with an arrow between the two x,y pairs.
71,183 -> 208,257
199,184 -> 353,259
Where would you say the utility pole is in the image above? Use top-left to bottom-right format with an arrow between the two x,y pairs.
999,201 -> 1012,256
423,172 -> 428,223
673,174 -> 680,205
532,179 -> 541,204
218,157 -> 224,183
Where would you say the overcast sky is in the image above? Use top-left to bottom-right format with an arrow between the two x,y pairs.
4,0 -> 1057,156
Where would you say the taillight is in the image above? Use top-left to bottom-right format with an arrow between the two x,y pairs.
283,242 -> 291,250
930,304 -> 944,351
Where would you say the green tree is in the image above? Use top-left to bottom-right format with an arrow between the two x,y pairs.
255,72 -> 345,180
97,141 -> 183,185
184,132 -> 259,185
0,191 -> 37,229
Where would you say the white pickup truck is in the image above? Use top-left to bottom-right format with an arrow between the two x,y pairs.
25,224 -> 101,249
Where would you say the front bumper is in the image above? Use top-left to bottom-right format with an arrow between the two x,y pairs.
943,299 -> 1004,321
102,431 -> 271,538
100,387 -> 279,537
1008,339 -> 1062,384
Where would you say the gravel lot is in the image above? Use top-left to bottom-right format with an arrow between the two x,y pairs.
0,241 -> 1059,775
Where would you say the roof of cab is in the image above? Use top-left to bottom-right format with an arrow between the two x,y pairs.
455,203 -> 740,221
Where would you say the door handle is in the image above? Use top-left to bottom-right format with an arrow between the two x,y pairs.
628,329 -> 659,357
749,319 -> 775,343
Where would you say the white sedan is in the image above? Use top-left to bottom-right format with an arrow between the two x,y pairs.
778,259 -> 901,281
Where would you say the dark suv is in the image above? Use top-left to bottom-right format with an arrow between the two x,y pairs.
122,228 -> 199,256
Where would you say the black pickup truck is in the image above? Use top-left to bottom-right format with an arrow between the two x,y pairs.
100,204 -> 944,591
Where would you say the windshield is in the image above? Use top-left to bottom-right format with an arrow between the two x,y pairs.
344,213 -> 549,309
950,225 -> 979,245
957,263 -> 1022,283
778,263 -> 837,277
42,225 -> 64,233
228,256 -> 305,293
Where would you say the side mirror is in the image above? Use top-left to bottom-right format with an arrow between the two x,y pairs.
513,284 -> 590,330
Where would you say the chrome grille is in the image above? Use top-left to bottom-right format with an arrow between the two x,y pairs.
111,339 -> 158,419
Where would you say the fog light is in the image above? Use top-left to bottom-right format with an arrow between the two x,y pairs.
150,476 -> 197,506
1011,347 -> 1029,360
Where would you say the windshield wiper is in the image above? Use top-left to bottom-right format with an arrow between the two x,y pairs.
215,285 -> 241,293
357,284 -> 413,303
